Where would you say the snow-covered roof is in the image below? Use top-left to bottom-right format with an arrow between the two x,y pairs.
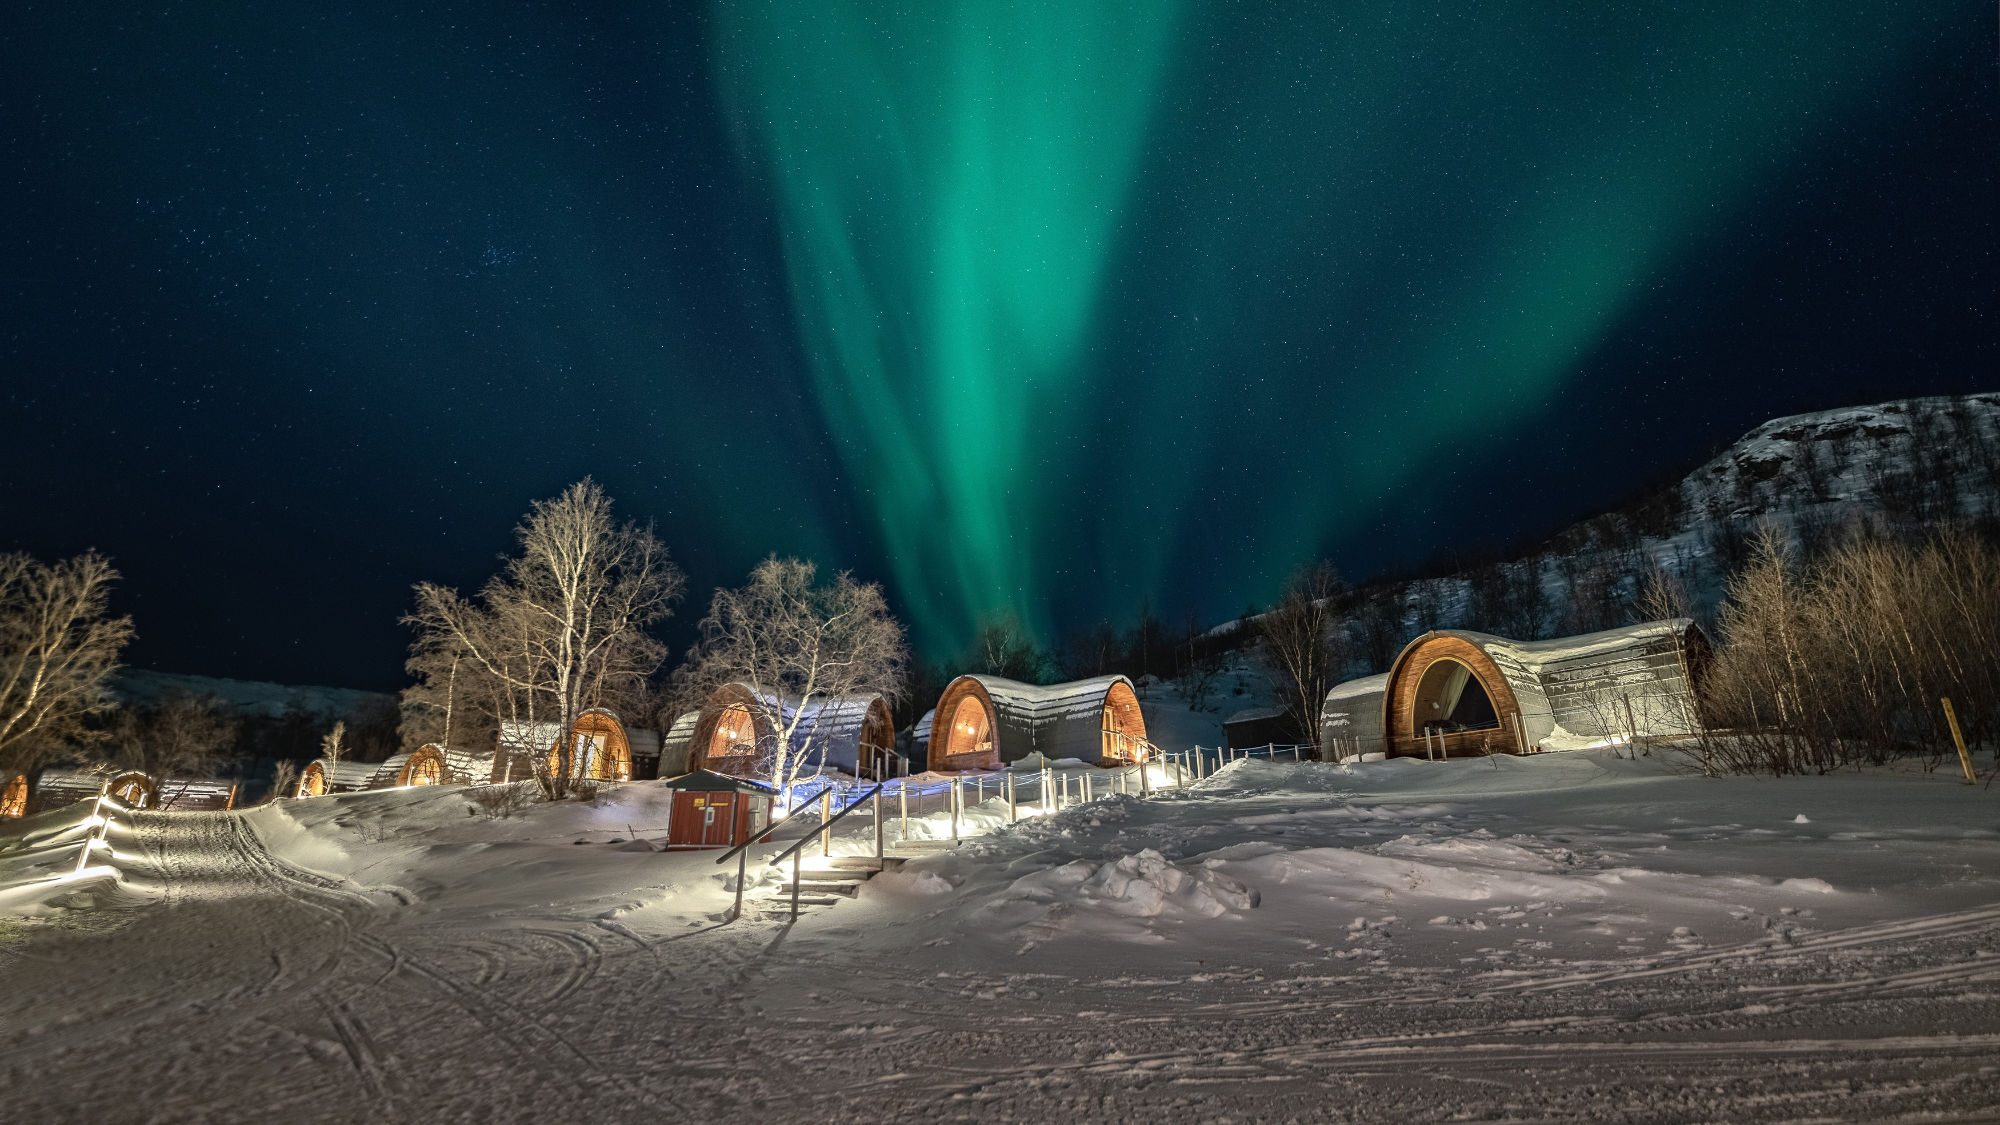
309,758 -> 382,791
690,684 -> 896,779
154,778 -> 237,811
498,719 -> 562,752
659,710 -> 699,778
442,747 -> 493,785
1319,673 -> 1389,755
932,674 -> 1146,768
1387,619 -> 1706,752
1225,705 -> 1285,725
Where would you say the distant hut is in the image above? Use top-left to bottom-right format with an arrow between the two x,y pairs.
494,708 -> 638,784
1381,619 -> 1709,758
1223,706 -> 1293,751
628,727 -> 663,781
376,745 -> 450,788
18,768 -> 157,812
687,683 -> 898,780
927,674 -> 1148,772
295,759 -> 379,798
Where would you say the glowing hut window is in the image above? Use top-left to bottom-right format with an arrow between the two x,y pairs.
947,701 -> 993,762
1101,702 -> 1127,762
0,774 -> 26,818
408,751 -> 444,786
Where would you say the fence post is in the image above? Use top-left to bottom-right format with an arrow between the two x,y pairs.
821,789 -> 833,856
790,851 -> 802,921
74,790 -> 108,878
1140,750 -> 1152,796
899,783 -> 909,842
1945,697 -> 1977,784
1084,772 -> 1094,803
733,849 -> 747,921
950,778 -> 961,843
1007,771 -> 1017,822
873,787 -> 884,861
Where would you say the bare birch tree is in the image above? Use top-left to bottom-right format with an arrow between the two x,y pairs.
320,720 -> 348,771
675,556 -> 908,797
0,551 -> 135,774
408,480 -> 683,798
1256,561 -> 1349,749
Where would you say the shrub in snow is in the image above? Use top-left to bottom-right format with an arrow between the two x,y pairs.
466,782 -> 536,820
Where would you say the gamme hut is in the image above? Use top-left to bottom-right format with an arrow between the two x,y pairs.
928,674 -> 1148,772
1378,619 -> 1709,757
686,683 -> 898,780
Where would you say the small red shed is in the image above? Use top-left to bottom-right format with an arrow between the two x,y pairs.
660,770 -> 777,850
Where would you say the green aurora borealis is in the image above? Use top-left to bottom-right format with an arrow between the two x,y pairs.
5,0 -> 1991,686
712,0 -> 1967,656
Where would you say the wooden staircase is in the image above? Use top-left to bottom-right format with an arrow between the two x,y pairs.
776,854 -> 908,909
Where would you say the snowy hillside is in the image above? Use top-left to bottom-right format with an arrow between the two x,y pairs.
1208,392 -> 2000,685
4,752 -> 1998,1120
1680,392 -> 2000,525
112,668 -> 395,720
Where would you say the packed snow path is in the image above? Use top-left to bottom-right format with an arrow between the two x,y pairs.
4,751 -> 1999,1122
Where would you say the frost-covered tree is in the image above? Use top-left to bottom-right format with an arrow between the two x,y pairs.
0,551 -> 134,774
320,720 -> 348,771
675,556 -> 907,796
966,614 -> 1047,683
408,480 -> 683,798
399,633 -> 499,757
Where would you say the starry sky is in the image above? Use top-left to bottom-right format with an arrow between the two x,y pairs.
3,1 -> 1994,689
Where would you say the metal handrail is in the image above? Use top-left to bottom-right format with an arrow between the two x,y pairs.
711,790 -> 819,867
763,784 -> 882,869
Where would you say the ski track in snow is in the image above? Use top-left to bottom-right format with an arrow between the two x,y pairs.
3,752 -> 1999,1122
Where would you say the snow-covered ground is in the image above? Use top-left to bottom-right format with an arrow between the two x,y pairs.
4,750 -> 1999,1122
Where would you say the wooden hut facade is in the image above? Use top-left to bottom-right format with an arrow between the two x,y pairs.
494,708 -> 638,784
1380,619 -> 1709,758
928,674 -> 1148,772
686,684 -> 898,781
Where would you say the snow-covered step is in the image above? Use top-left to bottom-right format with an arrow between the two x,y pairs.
779,879 -> 860,898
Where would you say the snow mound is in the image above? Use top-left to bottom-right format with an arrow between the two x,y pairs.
990,848 -> 1258,934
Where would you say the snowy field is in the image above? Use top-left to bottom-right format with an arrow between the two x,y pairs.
4,751 -> 1999,1123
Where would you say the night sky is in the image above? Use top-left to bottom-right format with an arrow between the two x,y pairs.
4,2 -> 1994,690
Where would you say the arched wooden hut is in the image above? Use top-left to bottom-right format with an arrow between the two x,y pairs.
378,745 -> 450,787
550,709 -> 634,781
928,674 -> 1148,772
687,684 -> 898,780
5,768 -> 158,814
295,758 -> 380,798
1381,619 -> 1709,758
494,709 -> 638,784
1,771 -> 30,818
